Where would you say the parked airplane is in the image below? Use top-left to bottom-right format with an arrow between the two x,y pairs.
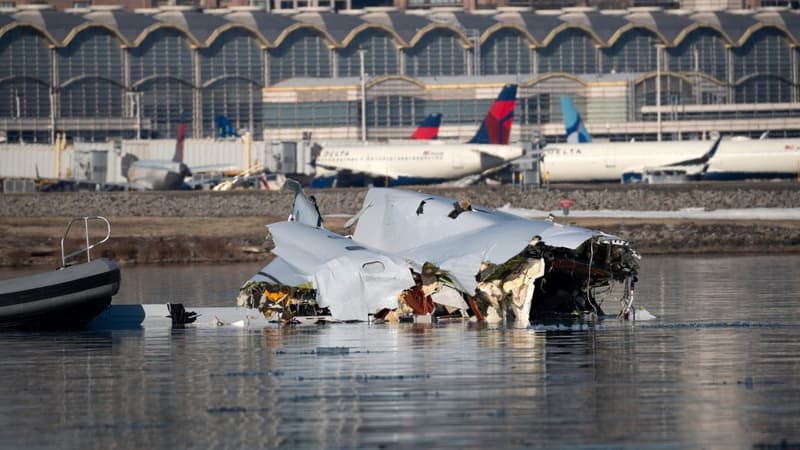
122,123 -> 192,190
542,97 -> 800,183
312,84 -> 522,187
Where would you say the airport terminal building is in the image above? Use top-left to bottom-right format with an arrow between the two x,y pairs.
0,4 -> 799,145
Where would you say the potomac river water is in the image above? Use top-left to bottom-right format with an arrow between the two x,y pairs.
0,254 -> 799,449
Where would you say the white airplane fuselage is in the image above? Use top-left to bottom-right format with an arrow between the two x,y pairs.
541,138 -> 800,182
127,160 -> 190,190
315,141 -> 524,183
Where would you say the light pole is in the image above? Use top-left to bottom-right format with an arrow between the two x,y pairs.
655,44 -> 662,142
693,46 -> 701,106
358,47 -> 367,142
14,88 -> 21,144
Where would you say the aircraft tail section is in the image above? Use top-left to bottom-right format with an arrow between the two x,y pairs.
410,113 -> 442,140
561,96 -> 591,143
172,123 -> 187,163
468,84 -> 517,145
216,115 -> 239,139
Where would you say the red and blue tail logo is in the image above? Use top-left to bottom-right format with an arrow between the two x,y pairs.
410,113 -> 442,140
172,122 -> 186,163
468,84 -> 517,145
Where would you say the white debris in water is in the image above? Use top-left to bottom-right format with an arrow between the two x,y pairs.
632,306 -> 656,321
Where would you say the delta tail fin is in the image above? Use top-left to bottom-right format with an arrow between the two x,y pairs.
215,115 -> 239,139
410,113 -> 442,140
172,122 -> 186,163
468,84 -> 517,145
561,96 -> 591,143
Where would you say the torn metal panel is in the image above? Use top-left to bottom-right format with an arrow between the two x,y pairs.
284,178 -> 324,227
352,188 -> 601,253
349,188 -> 640,323
251,256 -> 312,288
249,221 -> 414,321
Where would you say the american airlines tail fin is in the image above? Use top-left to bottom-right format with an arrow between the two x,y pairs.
560,96 -> 592,143
172,123 -> 186,163
410,113 -> 442,140
468,84 -> 517,145
215,115 -> 239,139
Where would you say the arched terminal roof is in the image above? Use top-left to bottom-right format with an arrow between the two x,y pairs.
153,8 -> 235,45
753,9 -> 800,45
560,9 -> 630,44
225,10 -> 298,44
691,10 -> 760,45
360,11 -> 434,45
426,10 -> 498,36
83,8 -> 159,45
293,11 -> 367,44
0,7 -> 796,50
625,10 -> 694,45
493,11 -> 563,45
0,13 -> 14,28
11,7 -> 87,44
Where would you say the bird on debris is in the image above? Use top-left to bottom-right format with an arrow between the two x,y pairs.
167,303 -> 199,326
416,197 -> 434,215
448,198 -> 473,219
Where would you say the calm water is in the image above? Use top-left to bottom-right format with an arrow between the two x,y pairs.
1,255 -> 799,449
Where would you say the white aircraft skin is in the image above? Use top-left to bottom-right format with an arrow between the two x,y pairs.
315,141 -> 524,182
125,123 -> 192,190
127,160 -> 190,190
547,96 -> 800,183
312,84 -> 521,186
243,183 -> 642,324
541,138 -> 800,183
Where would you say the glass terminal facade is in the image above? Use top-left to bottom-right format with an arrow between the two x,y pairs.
0,7 -> 798,143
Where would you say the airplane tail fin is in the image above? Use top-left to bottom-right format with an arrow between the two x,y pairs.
215,115 -> 239,139
410,113 -> 442,140
172,123 -> 186,163
468,84 -> 517,145
284,178 -> 324,228
560,96 -> 592,143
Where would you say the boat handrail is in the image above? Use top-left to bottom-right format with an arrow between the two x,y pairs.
61,216 -> 112,267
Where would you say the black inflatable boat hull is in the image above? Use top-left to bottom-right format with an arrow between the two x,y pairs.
0,258 -> 120,329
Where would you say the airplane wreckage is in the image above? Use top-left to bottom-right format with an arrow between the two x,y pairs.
238,181 -> 646,326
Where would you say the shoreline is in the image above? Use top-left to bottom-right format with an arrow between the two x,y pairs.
1,215 -> 798,267
2,183 -> 799,266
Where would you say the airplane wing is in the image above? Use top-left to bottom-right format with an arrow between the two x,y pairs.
662,134 -> 722,168
621,134 -> 723,183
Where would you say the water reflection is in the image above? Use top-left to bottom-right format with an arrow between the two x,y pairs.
0,255 -> 798,448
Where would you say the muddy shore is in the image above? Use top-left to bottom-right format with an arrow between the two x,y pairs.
1,182 -> 799,267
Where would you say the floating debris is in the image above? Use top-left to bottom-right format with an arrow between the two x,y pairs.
239,180 -> 644,325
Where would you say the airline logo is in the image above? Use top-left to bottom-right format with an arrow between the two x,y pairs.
468,84 -> 517,145
410,113 -> 442,140
560,96 -> 592,143
173,123 -> 186,163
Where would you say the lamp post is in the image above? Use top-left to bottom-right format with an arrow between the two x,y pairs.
655,44 -> 662,142
358,47 -> 367,142
14,88 -> 21,144
693,47 -> 701,106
